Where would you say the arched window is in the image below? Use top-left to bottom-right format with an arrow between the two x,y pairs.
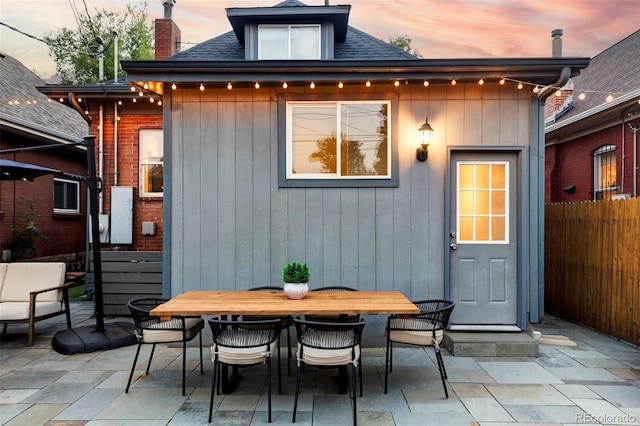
593,145 -> 617,200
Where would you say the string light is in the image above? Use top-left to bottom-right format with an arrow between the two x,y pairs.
158,100 -> 162,106
138,91 -> 144,97
451,79 -> 456,85
309,81 -> 315,89
118,100 -> 122,105
143,82 -> 149,89
555,90 -> 562,97
227,82 -> 233,90
533,85 -> 540,94
394,80 -> 400,87
579,93 -> 586,100
150,97 -> 155,103
478,78 -> 484,85
517,82 -> 523,90
200,83 -> 205,91
254,82 -> 260,89
365,80 -> 371,87
499,78 -> 506,85
130,86 -> 136,92
171,83 -> 177,90
423,80 -> 429,87
338,81 -> 344,89
132,98 -> 137,103
282,81 -> 288,89
606,95 -> 613,102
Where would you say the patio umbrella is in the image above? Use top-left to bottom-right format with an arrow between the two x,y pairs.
1,140 -> 136,353
0,159 -> 65,181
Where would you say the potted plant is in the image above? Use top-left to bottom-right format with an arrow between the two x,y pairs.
282,261 -> 310,299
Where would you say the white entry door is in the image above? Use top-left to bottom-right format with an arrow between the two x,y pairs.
449,151 -> 518,326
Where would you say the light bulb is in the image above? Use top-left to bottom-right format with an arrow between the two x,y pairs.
478,78 -> 484,85
200,83 -> 205,91
133,98 -> 137,103
171,83 -> 177,90
143,82 -> 148,89
282,81 -> 288,89
555,90 -> 562,97
158,100 -> 162,106
150,97 -> 155,103
254,82 -> 260,89
499,78 -> 506,85
118,100 -> 122,105
533,86 -> 540,94
451,79 -> 456,85
423,80 -> 429,87
517,82 -> 523,90
394,80 -> 400,87
606,95 -> 613,102
338,81 -> 344,89
578,93 -> 586,100
365,80 -> 371,87
310,81 -> 315,89
130,86 -> 136,92
227,82 -> 233,90
139,91 -> 144,97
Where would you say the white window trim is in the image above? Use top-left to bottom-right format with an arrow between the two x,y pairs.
258,24 -> 321,60
456,160 -> 510,245
286,100 -> 392,180
593,144 -> 616,199
53,177 -> 80,214
139,129 -> 164,198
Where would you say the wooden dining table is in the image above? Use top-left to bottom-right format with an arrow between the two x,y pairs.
150,289 -> 420,318
150,289 -> 420,393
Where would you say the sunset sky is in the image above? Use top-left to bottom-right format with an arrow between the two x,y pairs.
1,0 -> 638,79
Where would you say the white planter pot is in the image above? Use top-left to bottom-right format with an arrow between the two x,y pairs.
283,283 -> 309,300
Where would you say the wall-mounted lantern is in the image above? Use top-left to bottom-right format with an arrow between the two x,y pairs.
416,117 -> 434,161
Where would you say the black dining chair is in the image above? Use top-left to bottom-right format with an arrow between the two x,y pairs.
208,317 -> 281,423
292,316 -> 365,425
244,286 -> 294,380
384,299 -> 455,397
126,297 -> 204,396
306,286 -> 360,322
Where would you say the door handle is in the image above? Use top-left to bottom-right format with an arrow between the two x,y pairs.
450,243 -> 457,250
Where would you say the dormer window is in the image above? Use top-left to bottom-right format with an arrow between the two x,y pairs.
258,24 -> 320,59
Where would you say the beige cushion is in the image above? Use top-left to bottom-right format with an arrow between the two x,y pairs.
298,343 -> 361,366
211,340 -> 277,365
141,317 -> 203,343
0,301 -> 63,320
0,263 -> 66,302
388,328 -> 443,346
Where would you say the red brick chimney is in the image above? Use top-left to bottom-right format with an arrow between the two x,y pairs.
155,0 -> 181,59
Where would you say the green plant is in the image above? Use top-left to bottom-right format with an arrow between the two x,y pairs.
1,196 -> 49,260
282,262 -> 310,283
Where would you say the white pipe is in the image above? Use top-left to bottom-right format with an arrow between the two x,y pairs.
114,102 -> 119,186
113,32 -> 118,81
633,125 -> 638,197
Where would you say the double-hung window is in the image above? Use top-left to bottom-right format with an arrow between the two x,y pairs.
286,101 -> 391,180
139,129 -> 163,197
53,178 -> 79,213
259,25 -> 320,59
593,145 -> 617,200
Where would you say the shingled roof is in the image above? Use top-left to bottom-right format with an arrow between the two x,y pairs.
0,53 -> 88,144
554,30 -> 640,123
168,0 -> 416,61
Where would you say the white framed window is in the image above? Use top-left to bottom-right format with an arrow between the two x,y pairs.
53,178 -> 79,213
593,145 -> 617,200
286,101 -> 391,179
139,129 -> 163,197
456,161 -> 509,244
259,24 -> 320,59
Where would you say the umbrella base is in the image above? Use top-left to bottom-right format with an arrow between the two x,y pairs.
52,322 -> 137,355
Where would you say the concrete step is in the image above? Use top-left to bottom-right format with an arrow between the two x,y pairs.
443,332 -> 538,357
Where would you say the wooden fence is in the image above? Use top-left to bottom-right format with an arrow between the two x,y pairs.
545,198 -> 640,346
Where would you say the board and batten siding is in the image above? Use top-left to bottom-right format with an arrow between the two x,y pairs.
166,82 -> 531,299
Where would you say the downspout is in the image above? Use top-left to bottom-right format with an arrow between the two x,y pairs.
113,32 -> 119,187
621,120 -> 626,194
533,66 -> 572,324
98,104 -> 104,214
630,124 -> 638,197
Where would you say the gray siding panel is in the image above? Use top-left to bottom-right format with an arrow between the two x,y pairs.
168,83 -> 532,301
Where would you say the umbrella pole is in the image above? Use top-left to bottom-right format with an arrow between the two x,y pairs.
84,135 -> 104,332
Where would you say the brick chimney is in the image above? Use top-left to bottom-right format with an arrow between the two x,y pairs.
155,0 -> 181,59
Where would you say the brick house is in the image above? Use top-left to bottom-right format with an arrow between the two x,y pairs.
37,16 -> 179,252
1,53 -> 88,261
545,30 -> 640,202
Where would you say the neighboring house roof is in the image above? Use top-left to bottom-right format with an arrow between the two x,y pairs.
546,30 -> 640,136
0,53 -> 88,145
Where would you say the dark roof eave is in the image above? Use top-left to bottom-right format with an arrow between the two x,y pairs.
37,83 -> 134,99
226,5 -> 351,43
122,57 -> 590,85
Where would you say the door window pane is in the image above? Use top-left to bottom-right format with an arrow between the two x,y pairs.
457,161 -> 509,243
